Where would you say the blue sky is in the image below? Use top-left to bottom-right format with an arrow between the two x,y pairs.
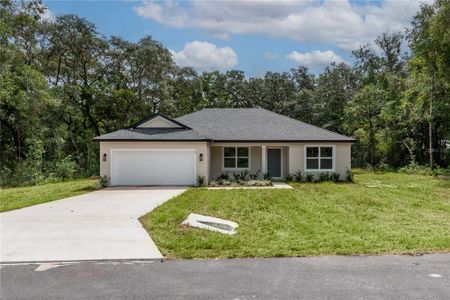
44,0 -> 425,77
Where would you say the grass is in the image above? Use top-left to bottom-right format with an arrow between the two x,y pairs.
140,170 -> 450,259
0,179 -> 99,212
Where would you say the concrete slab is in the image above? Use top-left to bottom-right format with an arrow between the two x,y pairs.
0,187 -> 186,262
272,182 -> 293,189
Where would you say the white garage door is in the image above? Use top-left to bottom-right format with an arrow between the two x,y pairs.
111,150 -> 196,186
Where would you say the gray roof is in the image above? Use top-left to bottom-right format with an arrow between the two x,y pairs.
93,128 -> 209,141
95,108 -> 354,142
176,108 -> 354,142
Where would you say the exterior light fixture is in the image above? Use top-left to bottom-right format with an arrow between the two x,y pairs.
199,153 -> 203,161
103,153 -> 107,162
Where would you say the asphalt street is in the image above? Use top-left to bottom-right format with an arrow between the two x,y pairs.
1,254 -> 449,299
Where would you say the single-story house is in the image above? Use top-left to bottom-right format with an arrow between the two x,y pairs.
94,108 -> 354,186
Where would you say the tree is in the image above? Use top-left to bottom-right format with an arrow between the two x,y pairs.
407,0 -> 450,168
345,85 -> 384,166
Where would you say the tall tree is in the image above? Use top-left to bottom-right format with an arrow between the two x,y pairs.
407,0 -> 450,168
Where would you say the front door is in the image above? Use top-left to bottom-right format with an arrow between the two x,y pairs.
267,148 -> 282,179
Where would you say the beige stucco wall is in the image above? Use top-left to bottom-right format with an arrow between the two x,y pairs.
99,141 -> 210,184
289,143 -> 352,180
210,146 -> 262,180
99,141 -> 351,184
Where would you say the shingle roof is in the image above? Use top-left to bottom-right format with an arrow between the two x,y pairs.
94,108 -> 354,142
93,128 -> 209,141
176,108 -> 354,142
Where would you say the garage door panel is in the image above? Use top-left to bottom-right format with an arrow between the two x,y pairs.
111,150 -> 196,186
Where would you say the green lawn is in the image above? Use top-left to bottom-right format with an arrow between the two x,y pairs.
140,170 -> 450,259
0,179 -> 98,212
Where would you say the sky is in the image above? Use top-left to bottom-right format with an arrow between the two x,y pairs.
44,0 -> 427,77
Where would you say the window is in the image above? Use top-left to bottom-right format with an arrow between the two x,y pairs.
305,146 -> 334,171
223,147 -> 249,169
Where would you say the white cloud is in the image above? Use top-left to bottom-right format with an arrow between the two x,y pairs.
134,0 -> 428,50
170,41 -> 238,71
286,50 -> 343,68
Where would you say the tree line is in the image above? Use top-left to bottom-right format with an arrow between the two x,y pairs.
1,0 -> 449,186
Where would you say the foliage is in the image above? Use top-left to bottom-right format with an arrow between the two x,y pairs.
1,0 -> 450,187
140,170 -> 450,258
98,175 -> 109,188
285,174 -> 294,181
294,170 -> 302,182
330,173 -> 340,182
305,174 -> 314,182
217,173 -> 230,180
346,169 -> 354,182
263,172 -> 271,180
54,156 -> 78,180
318,173 -> 330,182
209,180 -> 271,187
197,175 -> 205,187
232,171 -> 249,182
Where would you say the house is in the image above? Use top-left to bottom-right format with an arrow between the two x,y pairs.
94,108 -> 354,186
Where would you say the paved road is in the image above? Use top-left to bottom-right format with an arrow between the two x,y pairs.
1,254 -> 448,299
0,187 -> 186,262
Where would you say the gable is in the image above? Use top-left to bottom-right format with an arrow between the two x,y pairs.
137,116 -> 181,128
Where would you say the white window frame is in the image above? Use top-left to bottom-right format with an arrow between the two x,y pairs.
222,146 -> 251,171
304,145 -> 335,172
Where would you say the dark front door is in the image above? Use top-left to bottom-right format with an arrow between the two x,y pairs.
267,148 -> 282,178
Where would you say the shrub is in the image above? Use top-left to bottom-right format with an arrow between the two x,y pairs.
239,170 -> 249,181
330,173 -> 340,182
98,175 -> 109,188
197,175 -> 205,186
306,174 -> 314,182
294,170 -> 302,182
54,156 -> 78,180
346,168 -> 354,182
249,170 -> 260,180
286,174 -> 294,181
217,173 -> 230,180
376,162 -> 393,172
318,173 -> 330,182
263,171 -> 271,180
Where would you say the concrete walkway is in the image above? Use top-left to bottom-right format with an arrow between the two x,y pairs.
0,187 -> 186,262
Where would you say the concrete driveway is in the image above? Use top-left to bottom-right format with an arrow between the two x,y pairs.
0,187 -> 186,262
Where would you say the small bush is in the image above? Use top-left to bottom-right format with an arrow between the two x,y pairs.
376,162 -> 394,172
98,175 -> 109,188
197,175 -> 205,186
217,173 -> 230,180
263,171 -> 271,180
346,168 -> 354,182
306,174 -> 314,182
249,170 -> 260,180
54,156 -> 78,180
318,173 -> 330,182
330,173 -> 340,182
232,171 -> 249,183
294,170 -> 302,182
286,174 -> 294,181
